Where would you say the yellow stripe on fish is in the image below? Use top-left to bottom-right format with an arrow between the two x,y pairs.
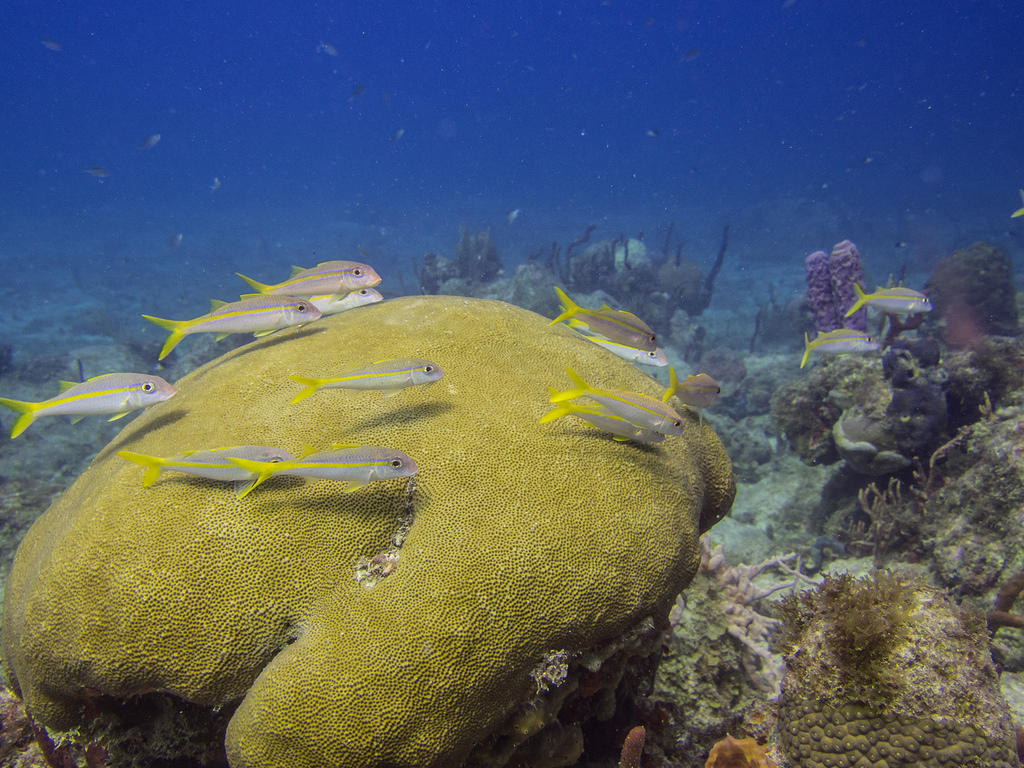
142,295 -> 321,360
800,329 -> 879,369
547,367 -> 683,436
548,286 -> 657,351
0,373 -> 176,438
288,358 -> 443,403
229,446 -> 418,498
118,445 -> 294,487
844,283 -> 933,317
236,259 -> 382,297
540,388 -> 664,443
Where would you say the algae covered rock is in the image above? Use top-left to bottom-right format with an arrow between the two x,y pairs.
1,296 -> 735,767
776,572 -> 1019,767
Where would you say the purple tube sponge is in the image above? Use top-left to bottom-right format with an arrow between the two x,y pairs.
805,249 -> 841,332
804,240 -> 867,333
829,240 -> 867,331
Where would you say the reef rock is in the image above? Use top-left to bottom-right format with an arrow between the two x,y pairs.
777,572 -> 1019,767
2,296 -> 735,768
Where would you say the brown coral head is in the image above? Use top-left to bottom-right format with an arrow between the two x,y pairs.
705,734 -> 778,768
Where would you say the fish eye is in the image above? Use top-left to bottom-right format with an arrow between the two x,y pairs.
647,351 -> 656,358
649,334 -> 657,342
142,382 -> 155,392
359,289 -> 368,295
296,303 -> 307,312
673,419 -> 682,427
424,365 -> 433,373
390,459 -> 402,468
353,268 -> 363,276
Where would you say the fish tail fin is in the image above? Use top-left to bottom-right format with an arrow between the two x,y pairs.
548,367 -> 593,403
141,314 -> 188,360
235,272 -> 271,294
800,333 -> 812,369
0,397 -> 42,439
843,283 -> 867,318
228,457 -> 277,499
288,376 -> 324,404
539,404 -> 572,424
547,286 -> 579,326
662,365 -> 678,402
117,450 -> 165,487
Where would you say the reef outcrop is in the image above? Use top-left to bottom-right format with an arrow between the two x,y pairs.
2,296 -> 734,768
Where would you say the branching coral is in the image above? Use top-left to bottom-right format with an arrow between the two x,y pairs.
691,538 -> 819,695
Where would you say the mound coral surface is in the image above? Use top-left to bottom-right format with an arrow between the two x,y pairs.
2,296 -> 734,767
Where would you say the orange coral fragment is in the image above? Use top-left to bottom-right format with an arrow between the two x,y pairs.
705,734 -> 778,768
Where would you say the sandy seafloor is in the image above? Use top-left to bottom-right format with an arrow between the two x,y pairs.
1,190 -> 1023,761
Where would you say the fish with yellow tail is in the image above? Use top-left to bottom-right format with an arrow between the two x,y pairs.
236,260 -> 381,297
1012,189 -> 1024,218
548,367 -> 684,436
228,445 -> 418,499
540,389 -> 664,443
288,358 -> 443,404
579,334 -> 668,367
308,287 -> 383,315
142,295 -> 321,361
844,283 -> 933,317
800,329 -> 879,369
662,367 -> 720,407
0,373 -> 176,438
118,445 -> 294,490
548,286 -> 657,351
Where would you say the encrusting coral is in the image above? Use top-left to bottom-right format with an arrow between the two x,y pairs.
1,296 -> 735,768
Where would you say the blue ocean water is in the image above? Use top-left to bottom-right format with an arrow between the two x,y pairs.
0,0 -> 1022,459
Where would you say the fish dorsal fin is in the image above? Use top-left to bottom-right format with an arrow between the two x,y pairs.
58,380 -> 78,392
329,442 -> 360,450
371,358 -> 397,365
290,265 -> 308,277
209,299 -> 229,311
599,303 -> 613,311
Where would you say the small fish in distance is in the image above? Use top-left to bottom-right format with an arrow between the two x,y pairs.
548,367 -> 683,437
229,446 -> 418,498
800,329 -> 879,369
844,284 -> 932,317
118,445 -> 295,488
1012,189 -> 1024,218
85,166 -> 109,178
142,296 -> 322,361
548,286 -> 657,351
237,260 -> 381,297
138,133 -> 161,150
289,358 -> 443,403
0,373 -> 176,438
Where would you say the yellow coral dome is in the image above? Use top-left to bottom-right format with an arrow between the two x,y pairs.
2,296 -> 734,767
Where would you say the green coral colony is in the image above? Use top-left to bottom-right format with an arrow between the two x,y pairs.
0,264 -> 736,767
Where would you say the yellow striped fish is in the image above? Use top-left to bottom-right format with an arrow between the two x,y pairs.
229,446 -> 418,498
800,329 -> 879,368
142,295 -> 321,360
0,373 -> 176,438
548,286 -> 657,351
578,333 -> 668,367
308,287 -> 383,315
288,358 -> 443,404
118,445 -> 294,488
548,367 -> 683,436
236,260 -> 381,297
540,389 -> 664,443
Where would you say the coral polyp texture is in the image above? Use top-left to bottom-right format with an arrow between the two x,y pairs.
1,296 -> 735,768
776,573 -> 1019,768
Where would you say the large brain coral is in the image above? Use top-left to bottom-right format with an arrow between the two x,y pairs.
2,296 -> 734,767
